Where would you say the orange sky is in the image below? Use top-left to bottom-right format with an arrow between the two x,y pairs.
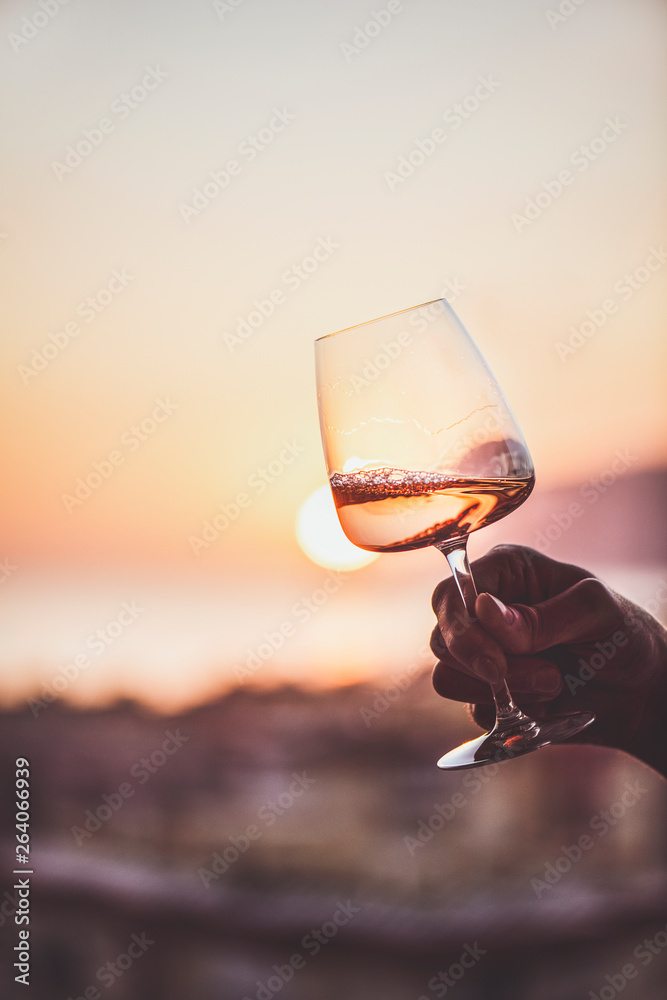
0,0 -> 665,710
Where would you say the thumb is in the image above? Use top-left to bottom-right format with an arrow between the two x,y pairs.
475,578 -> 622,655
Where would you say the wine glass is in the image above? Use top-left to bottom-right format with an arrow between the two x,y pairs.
315,299 -> 594,769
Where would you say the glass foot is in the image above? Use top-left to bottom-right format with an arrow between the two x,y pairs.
436,711 -> 595,770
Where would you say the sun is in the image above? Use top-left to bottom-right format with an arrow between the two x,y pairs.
296,486 -> 379,571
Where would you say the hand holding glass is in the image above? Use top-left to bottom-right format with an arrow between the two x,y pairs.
315,299 -> 594,769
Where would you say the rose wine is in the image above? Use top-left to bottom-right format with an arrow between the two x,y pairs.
330,468 -> 534,552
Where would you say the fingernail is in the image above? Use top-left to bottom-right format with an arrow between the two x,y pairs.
471,655 -> 502,685
483,593 -> 514,623
531,668 -> 561,695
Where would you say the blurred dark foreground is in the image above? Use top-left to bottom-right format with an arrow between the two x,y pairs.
0,676 -> 666,1000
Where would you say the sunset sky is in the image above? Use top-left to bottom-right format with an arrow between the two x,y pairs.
0,0 -> 665,710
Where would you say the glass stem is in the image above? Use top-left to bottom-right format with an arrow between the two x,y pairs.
437,541 -> 529,726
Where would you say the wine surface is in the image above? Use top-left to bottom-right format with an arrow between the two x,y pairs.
330,468 -> 534,552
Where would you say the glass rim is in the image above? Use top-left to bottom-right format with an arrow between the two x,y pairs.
314,298 -> 445,343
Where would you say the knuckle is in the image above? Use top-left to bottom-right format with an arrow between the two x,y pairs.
573,577 -> 615,616
482,544 -> 542,587
429,624 -> 446,658
488,543 -> 537,564
448,627 -> 475,663
488,543 -> 520,557
431,579 -> 451,614
521,603 -> 546,647
513,545 -> 542,567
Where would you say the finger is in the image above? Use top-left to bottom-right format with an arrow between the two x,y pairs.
432,545 -> 609,683
430,546 -> 597,682
444,545 -> 594,606
474,578 -> 625,656
506,656 -> 564,697
432,661 -> 492,704
431,574 -> 510,683
432,655 -> 564,703
429,621 -> 450,661
469,702 -> 495,731
433,604 -> 507,684
430,584 -> 508,684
